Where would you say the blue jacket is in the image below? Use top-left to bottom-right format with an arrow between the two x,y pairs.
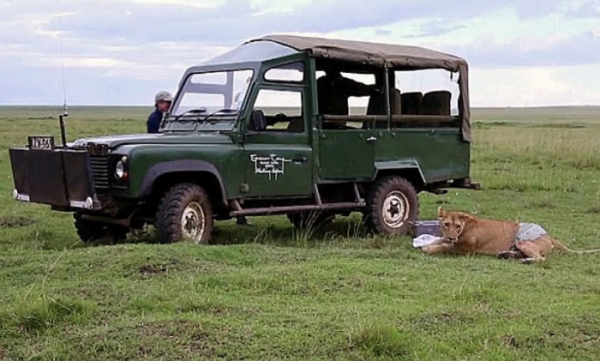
147,109 -> 163,133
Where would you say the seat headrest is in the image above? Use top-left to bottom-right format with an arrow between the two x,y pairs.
367,88 -> 402,116
401,92 -> 423,115
420,91 -> 451,116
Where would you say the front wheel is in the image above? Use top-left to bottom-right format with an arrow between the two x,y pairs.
364,176 -> 419,236
155,183 -> 214,244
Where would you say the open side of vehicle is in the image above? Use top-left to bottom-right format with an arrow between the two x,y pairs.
9,35 -> 479,244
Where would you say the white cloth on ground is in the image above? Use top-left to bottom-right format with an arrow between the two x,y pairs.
413,234 -> 443,248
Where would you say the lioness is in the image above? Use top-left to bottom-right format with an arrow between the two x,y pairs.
421,207 -> 600,263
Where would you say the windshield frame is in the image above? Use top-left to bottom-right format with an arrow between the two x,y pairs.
162,63 -> 259,133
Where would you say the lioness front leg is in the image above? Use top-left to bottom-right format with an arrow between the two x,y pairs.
422,241 -> 457,255
497,250 -> 525,260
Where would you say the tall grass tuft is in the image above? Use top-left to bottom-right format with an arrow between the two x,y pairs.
350,323 -> 412,359
2,297 -> 95,334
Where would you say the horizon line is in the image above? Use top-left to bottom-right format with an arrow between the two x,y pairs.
1,104 -> 600,109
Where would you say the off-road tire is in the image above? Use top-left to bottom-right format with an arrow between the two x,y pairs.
155,183 -> 213,244
74,213 -> 128,242
365,176 -> 419,236
287,211 -> 335,230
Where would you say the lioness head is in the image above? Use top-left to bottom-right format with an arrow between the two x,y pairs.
437,206 -> 472,243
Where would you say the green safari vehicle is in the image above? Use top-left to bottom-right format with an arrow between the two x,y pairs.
9,35 -> 478,244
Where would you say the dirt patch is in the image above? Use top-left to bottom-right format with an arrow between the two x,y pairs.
410,312 -> 475,332
135,320 -> 216,358
0,216 -> 36,228
587,205 -> 600,214
138,264 -> 170,277
502,334 -> 520,348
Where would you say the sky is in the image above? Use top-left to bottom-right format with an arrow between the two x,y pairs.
1,0 -> 599,107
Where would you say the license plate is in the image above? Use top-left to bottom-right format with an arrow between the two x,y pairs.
28,136 -> 55,151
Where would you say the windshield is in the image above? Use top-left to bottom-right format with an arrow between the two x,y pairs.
168,69 -> 254,130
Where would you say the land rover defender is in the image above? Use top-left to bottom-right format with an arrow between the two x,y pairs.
9,35 -> 478,244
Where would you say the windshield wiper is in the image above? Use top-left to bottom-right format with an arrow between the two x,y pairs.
201,108 -> 239,123
171,108 -> 208,122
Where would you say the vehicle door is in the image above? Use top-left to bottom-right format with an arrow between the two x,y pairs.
316,68 -> 381,181
242,84 -> 313,197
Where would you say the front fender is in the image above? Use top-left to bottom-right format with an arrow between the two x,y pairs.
138,160 -> 227,203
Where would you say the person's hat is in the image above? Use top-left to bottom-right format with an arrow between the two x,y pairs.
155,91 -> 173,103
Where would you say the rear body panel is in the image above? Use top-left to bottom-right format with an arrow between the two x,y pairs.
374,129 -> 470,183
317,128 -> 469,183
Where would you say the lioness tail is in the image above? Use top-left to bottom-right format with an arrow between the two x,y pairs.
552,239 -> 600,254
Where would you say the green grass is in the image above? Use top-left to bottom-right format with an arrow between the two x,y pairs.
1,106 -> 600,360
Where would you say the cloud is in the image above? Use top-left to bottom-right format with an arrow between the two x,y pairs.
564,0 -> 600,18
450,31 -> 600,67
35,0 -> 576,45
471,65 -> 600,106
405,20 -> 467,38
0,0 -> 599,105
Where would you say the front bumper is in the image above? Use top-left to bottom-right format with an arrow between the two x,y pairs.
12,189 -> 98,210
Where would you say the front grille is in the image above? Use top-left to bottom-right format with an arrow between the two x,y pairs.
89,155 -> 111,190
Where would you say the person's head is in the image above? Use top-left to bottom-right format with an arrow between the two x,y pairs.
155,91 -> 173,112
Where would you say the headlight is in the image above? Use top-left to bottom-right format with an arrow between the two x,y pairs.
114,156 -> 128,180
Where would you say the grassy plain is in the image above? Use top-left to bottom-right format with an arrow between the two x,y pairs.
1,105 -> 600,360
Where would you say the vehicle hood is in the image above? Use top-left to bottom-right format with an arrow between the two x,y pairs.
70,132 -> 234,148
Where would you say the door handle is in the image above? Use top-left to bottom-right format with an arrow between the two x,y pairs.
366,136 -> 378,142
292,156 -> 308,164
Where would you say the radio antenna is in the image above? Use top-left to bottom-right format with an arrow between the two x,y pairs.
56,0 -> 69,147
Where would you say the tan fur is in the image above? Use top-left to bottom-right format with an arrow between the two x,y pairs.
421,207 -> 600,264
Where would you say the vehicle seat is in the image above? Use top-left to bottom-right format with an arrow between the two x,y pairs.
248,109 -> 267,131
401,92 -> 423,115
286,117 -> 304,133
420,91 -> 451,116
366,88 -> 402,115
365,88 -> 401,128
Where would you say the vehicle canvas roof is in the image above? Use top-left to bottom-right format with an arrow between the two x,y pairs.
250,35 -> 467,72
189,35 -> 471,142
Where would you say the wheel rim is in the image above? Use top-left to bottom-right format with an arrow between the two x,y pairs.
382,191 -> 410,229
181,201 -> 206,243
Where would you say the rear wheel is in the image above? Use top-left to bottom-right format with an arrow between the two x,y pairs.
364,176 -> 419,236
155,183 -> 213,244
74,214 -> 128,243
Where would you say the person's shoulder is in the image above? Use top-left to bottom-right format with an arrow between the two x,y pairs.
148,109 -> 161,119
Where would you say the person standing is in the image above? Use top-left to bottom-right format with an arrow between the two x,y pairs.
147,91 -> 173,133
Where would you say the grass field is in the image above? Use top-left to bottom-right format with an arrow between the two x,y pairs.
1,106 -> 600,360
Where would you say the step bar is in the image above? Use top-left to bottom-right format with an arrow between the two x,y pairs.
229,184 -> 365,217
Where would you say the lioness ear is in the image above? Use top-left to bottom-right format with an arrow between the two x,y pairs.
437,206 -> 446,219
458,213 -> 473,223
